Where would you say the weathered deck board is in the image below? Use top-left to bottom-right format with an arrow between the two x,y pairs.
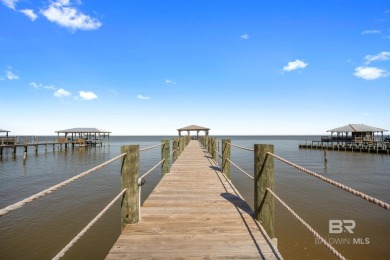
106,140 -> 282,259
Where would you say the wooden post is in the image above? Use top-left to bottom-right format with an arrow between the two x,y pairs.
172,139 -> 178,163
120,145 -> 140,230
211,138 -> 217,162
324,149 -> 328,163
23,146 -> 27,163
179,137 -> 183,155
222,139 -> 231,179
161,139 -> 170,176
254,144 -> 274,239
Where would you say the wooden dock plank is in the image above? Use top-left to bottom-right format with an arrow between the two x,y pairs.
106,140 -> 282,259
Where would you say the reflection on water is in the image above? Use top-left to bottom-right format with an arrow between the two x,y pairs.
0,136 -> 389,259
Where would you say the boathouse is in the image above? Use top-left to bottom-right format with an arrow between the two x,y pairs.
55,127 -> 111,146
0,129 -> 16,145
177,125 -> 210,140
322,124 -> 388,143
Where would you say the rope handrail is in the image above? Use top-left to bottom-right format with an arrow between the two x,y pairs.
214,149 -> 222,158
266,188 -> 345,259
267,152 -> 390,211
226,158 -> 254,180
0,153 -> 127,217
170,148 -> 178,156
52,189 -> 127,260
138,158 -> 165,185
139,143 -> 163,152
227,142 -> 254,152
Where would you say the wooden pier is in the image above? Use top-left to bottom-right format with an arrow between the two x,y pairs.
299,142 -> 390,155
106,140 -> 281,259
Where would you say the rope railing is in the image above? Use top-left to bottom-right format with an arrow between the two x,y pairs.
138,158 -> 166,185
214,149 -> 222,159
139,143 -> 163,152
267,152 -> 390,211
266,188 -> 345,260
227,142 -> 254,152
170,148 -> 178,156
0,153 -> 127,217
226,158 -> 254,180
53,188 -> 127,260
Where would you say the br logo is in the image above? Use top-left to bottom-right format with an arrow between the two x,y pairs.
329,220 -> 356,234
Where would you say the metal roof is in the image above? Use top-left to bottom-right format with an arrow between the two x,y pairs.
327,124 -> 388,133
177,125 -> 210,131
0,129 -> 10,133
55,127 -> 111,133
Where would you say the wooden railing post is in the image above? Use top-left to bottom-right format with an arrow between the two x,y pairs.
172,139 -> 178,163
254,144 -> 274,239
180,137 -> 184,154
222,139 -> 231,179
211,138 -> 217,162
161,139 -> 170,176
120,145 -> 140,230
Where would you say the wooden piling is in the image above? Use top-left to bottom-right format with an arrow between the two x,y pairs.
211,137 -> 217,162
254,144 -> 275,239
172,139 -> 178,163
222,139 -> 231,179
324,149 -> 328,163
161,139 -> 170,176
120,145 -> 140,230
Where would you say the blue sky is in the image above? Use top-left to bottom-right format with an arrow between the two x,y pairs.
1,0 -> 389,135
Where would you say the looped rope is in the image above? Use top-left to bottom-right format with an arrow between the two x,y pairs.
53,189 -> 127,260
267,152 -> 390,211
266,188 -> 345,260
0,153 -> 127,217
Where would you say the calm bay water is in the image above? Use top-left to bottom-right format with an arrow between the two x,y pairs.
0,136 -> 389,259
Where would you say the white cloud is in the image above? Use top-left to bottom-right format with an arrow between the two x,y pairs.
282,59 -> 308,72
353,66 -> 388,80
6,66 -> 19,80
361,30 -> 381,35
363,112 -> 371,116
364,51 -> 390,64
20,9 -> 38,21
44,85 -> 56,90
30,82 -> 42,88
40,0 -> 102,31
165,79 -> 176,85
1,0 -> 18,10
240,34 -> 249,40
54,88 -> 71,97
137,94 -> 150,100
79,91 -> 97,100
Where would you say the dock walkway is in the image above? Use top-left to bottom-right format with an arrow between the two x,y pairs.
106,140 -> 281,259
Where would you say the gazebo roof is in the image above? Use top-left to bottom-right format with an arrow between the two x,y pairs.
327,124 -> 388,133
177,125 -> 210,131
55,127 -> 111,134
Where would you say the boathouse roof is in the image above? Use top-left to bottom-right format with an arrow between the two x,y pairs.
55,127 -> 111,134
177,125 -> 210,131
327,124 -> 388,133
